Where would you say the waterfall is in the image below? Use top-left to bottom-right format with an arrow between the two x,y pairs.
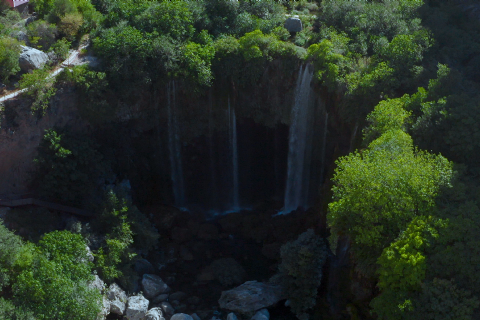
208,90 -> 218,211
228,98 -> 240,210
320,112 -> 328,184
167,81 -> 186,207
283,65 -> 314,213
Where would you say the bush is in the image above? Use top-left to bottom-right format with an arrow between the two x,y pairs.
0,220 -> 25,290
13,231 -> 102,320
18,67 -> 57,114
272,229 -> 327,320
26,20 -> 57,51
0,37 -> 21,83
50,38 -> 71,61
32,128 -> 111,206
57,12 -> 83,41
0,298 -> 35,320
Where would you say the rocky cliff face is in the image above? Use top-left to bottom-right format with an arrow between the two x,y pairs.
0,87 -> 87,196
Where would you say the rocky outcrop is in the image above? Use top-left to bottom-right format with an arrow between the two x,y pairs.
251,309 -> 269,320
171,314 -> 194,320
159,301 -> 175,316
135,258 -> 155,276
227,313 -> 239,320
107,283 -> 127,315
142,274 -> 171,299
284,17 -> 302,32
19,46 -> 49,72
218,281 -> 285,314
126,295 -> 149,320
145,307 -> 165,320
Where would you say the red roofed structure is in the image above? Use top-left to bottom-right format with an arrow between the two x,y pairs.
5,0 -> 29,8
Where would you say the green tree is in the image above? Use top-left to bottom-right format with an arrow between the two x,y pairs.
13,231 -> 101,320
18,67 -> 57,114
328,129 -> 452,274
0,37 -> 21,83
32,129 -> 111,206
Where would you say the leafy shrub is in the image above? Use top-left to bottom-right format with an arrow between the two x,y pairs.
32,128 -> 111,206
50,38 -> 71,61
18,68 -> 57,114
0,298 -> 35,320
0,36 -> 21,83
328,129 -> 453,274
26,20 -> 57,51
57,12 -> 83,41
13,231 -> 101,320
272,229 -> 327,320
94,191 -> 135,283
0,220 -> 25,290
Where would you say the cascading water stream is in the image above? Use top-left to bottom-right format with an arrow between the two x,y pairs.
167,81 -> 186,208
228,98 -> 240,210
320,112 -> 328,184
283,65 -> 314,213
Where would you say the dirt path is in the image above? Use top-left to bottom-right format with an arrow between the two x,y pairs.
0,43 -> 90,103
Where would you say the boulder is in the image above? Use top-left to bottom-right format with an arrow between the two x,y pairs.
251,309 -> 269,320
227,313 -> 238,320
152,294 -> 169,304
126,295 -> 149,320
180,245 -> 194,261
160,301 -> 175,315
19,46 -> 49,72
107,283 -> 127,315
146,307 -> 165,320
135,258 -> 155,276
15,31 -> 29,44
142,274 -> 171,298
97,295 -> 110,320
171,314 -> 194,320
169,291 -> 187,301
284,17 -> 302,33
218,281 -> 285,314
191,313 -> 201,320
89,275 -> 105,292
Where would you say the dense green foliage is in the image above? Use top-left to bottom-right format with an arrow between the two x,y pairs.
3,0 -> 480,319
33,129 -> 111,206
0,221 -> 102,320
273,229 -> 327,320
14,231 -> 101,320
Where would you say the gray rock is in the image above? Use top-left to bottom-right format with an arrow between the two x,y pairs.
86,245 -> 95,262
19,46 -> 49,72
160,301 -> 175,315
142,274 -> 171,299
96,295 -> 110,320
89,275 -> 105,292
251,309 -> 269,320
126,295 -> 149,320
227,313 -> 238,320
107,283 -> 127,315
171,314 -> 194,320
169,291 -> 187,301
284,17 -> 302,32
25,16 -> 36,26
135,259 -> 155,276
191,313 -> 201,320
152,294 -> 170,304
218,281 -> 286,314
146,307 -> 165,320
15,31 -> 28,44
